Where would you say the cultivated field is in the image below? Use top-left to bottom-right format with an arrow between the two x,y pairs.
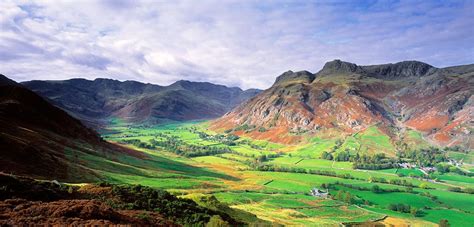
98,120 -> 473,226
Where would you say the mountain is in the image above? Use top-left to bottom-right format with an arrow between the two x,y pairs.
0,74 -> 143,181
22,78 -> 261,128
211,60 -> 473,150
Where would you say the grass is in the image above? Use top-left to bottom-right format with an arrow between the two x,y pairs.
339,186 -> 437,208
192,156 -> 246,168
294,137 -> 337,158
448,151 -> 474,163
338,136 -> 361,153
93,120 -> 473,226
215,191 -> 382,225
65,143 -> 239,190
421,208 -> 473,227
354,126 -> 396,156
434,173 -> 474,184
378,168 -> 425,177
403,129 -> 430,150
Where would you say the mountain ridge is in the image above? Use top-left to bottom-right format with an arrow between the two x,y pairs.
212,60 -> 473,150
22,78 -> 261,128
0,74 -> 144,181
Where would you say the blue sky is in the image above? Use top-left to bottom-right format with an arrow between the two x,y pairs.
1,0 -> 473,89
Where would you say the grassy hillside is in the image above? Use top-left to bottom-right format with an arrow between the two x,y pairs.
89,120 -> 473,226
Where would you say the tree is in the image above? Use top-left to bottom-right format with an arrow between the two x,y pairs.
371,185 -> 381,193
321,151 -> 333,160
448,187 -> 462,192
344,192 -> 352,204
439,219 -> 450,227
397,172 -> 406,177
388,204 -> 397,211
410,207 -> 419,217
206,215 -> 229,227
419,183 -> 428,189
258,155 -> 268,163
335,190 -> 344,201
368,176 -> 374,183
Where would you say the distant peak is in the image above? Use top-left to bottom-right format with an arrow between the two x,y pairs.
385,60 -> 434,70
274,70 -> 315,85
171,80 -> 208,87
0,74 -> 19,87
318,59 -> 362,75
315,59 -> 437,78
362,60 -> 436,78
170,79 -> 243,92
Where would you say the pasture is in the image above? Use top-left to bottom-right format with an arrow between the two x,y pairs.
98,120 -> 473,226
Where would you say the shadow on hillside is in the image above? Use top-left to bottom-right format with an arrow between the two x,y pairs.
68,148 -> 239,182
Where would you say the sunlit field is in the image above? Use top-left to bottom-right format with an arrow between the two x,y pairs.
93,120 -> 474,226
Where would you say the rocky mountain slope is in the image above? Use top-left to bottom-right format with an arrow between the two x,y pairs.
0,74 -> 144,181
212,60 -> 473,149
22,78 -> 260,128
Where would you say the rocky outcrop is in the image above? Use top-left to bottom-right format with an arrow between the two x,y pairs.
362,61 -> 436,79
212,60 -> 473,149
274,70 -> 316,85
317,59 -> 363,76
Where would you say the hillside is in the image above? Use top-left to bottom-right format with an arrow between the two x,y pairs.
0,74 -> 146,181
212,60 -> 473,150
1,72 -> 472,226
22,78 -> 261,128
0,75 -> 268,226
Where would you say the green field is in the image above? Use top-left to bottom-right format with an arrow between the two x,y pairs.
354,126 -> 396,156
96,120 -> 473,226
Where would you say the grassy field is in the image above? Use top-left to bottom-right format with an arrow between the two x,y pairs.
96,120 -> 473,226
354,126 -> 396,156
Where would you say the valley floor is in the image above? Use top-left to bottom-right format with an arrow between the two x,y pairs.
88,120 -> 474,226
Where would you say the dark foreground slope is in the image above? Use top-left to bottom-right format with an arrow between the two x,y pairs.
212,60 -> 473,149
0,173 -> 242,226
22,78 -> 261,128
0,74 -> 144,181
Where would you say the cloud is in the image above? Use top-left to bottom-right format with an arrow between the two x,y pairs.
0,0 -> 473,89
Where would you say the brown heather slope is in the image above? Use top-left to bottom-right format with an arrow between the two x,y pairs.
0,173 -> 176,226
0,74 -> 144,182
212,60 -> 473,149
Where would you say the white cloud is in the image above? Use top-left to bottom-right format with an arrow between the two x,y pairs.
0,0 -> 473,89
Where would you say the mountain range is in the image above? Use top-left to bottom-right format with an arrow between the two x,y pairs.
22,78 -> 261,128
212,60 -> 473,150
1,59 -> 473,226
0,74 -> 144,181
3,59 -> 473,166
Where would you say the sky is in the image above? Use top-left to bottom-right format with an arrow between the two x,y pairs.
0,0 -> 473,89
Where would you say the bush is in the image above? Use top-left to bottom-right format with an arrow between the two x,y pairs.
439,219 -> 450,227
108,184 -> 240,225
419,183 -> 429,189
206,215 -> 229,227
371,185 -> 381,193
388,203 -> 411,213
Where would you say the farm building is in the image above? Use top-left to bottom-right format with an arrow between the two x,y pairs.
310,188 -> 328,198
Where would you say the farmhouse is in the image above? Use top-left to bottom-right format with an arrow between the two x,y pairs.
310,188 -> 329,198
420,166 -> 437,173
398,162 -> 415,169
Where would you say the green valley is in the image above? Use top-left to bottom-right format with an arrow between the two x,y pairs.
91,120 -> 474,226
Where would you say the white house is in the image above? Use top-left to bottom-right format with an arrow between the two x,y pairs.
310,188 -> 329,198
